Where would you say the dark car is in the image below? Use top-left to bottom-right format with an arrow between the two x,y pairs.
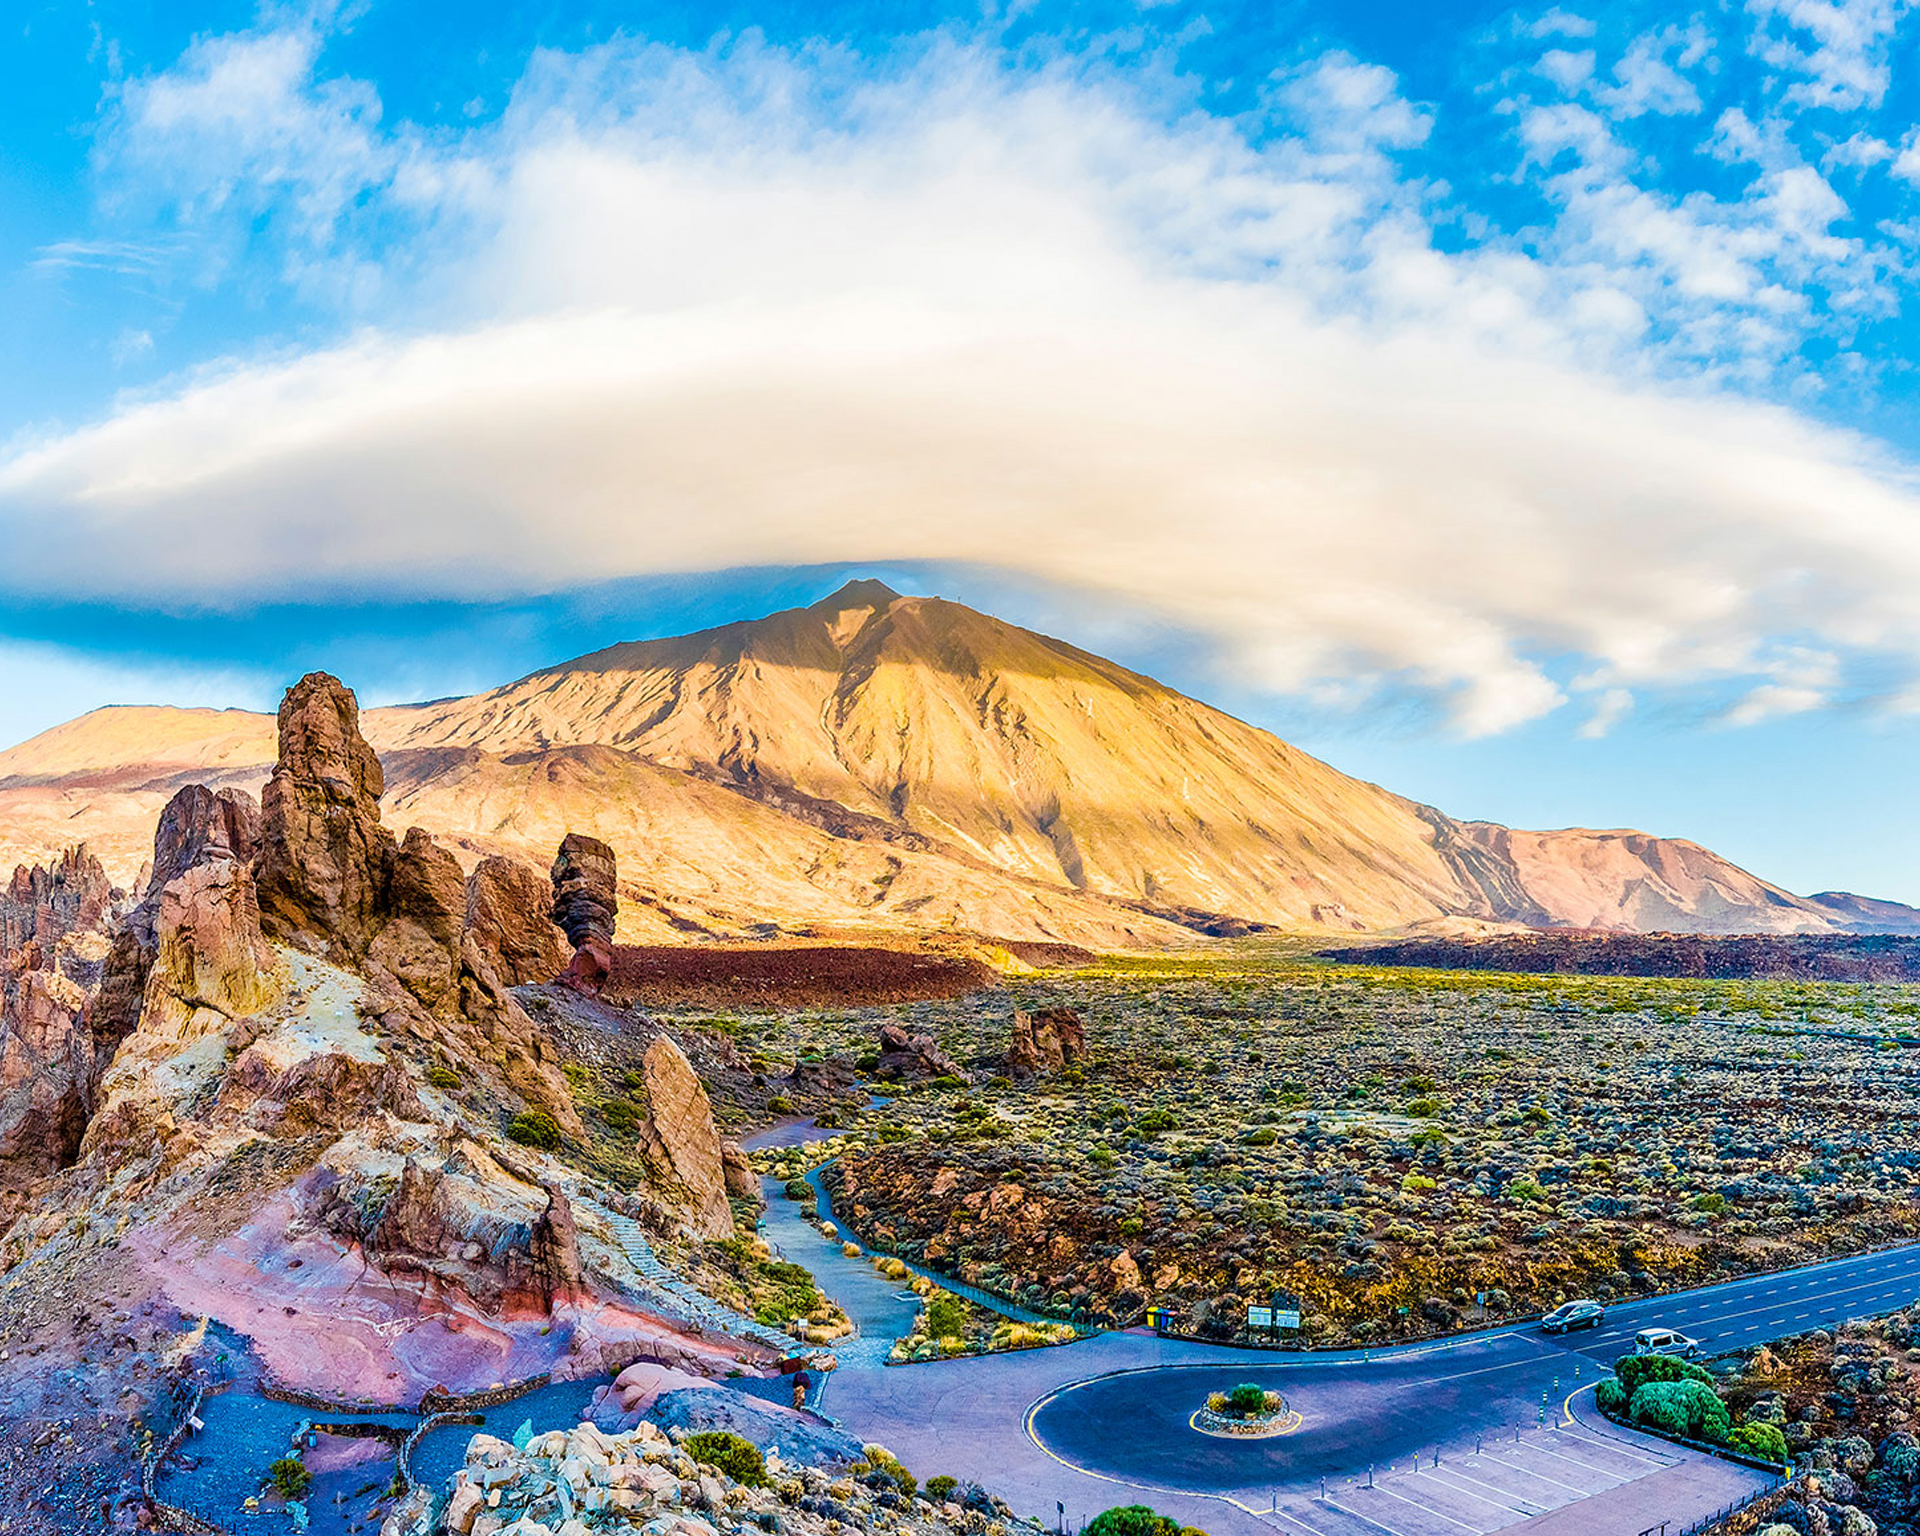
1541,1299 -> 1605,1333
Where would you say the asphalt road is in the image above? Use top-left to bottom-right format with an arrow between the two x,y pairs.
809,1237 -> 1920,1536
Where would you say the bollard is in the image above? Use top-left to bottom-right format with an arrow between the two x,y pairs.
1368,1464 -> 1374,1489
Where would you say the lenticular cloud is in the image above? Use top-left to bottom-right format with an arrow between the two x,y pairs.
7,28 -> 1920,735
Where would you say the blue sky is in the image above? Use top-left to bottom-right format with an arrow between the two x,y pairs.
4,0 -> 1920,901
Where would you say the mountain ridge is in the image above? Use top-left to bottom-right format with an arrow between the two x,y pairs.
3,580 -> 1913,943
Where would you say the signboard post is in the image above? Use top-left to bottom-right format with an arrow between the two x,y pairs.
1247,1305 -> 1273,1330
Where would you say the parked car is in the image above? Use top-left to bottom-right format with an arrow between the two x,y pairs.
1541,1299 -> 1605,1333
1633,1327 -> 1700,1358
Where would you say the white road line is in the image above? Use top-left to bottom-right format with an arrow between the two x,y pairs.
1470,1448 -> 1596,1496
1321,1496 -> 1409,1536
1417,1464 -> 1541,1514
1550,1426 -> 1675,1468
1360,1481 -> 1485,1534
1263,1509 -> 1336,1536
1510,1438 -> 1644,1479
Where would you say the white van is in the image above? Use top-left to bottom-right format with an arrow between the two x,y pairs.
1633,1327 -> 1700,1359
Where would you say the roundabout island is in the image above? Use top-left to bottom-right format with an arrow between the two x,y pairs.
1189,1382 -> 1303,1439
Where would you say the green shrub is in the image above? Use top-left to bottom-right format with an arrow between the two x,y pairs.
424,1065 -> 460,1091
1085,1506 -> 1181,1536
506,1110 -> 562,1150
1627,1379 -> 1729,1443
265,1458 -> 313,1498
1688,1193 -> 1728,1215
1728,1422 -> 1789,1464
684,1431 -> 766,1487
1135,1109 -> 1177,1137
1594,1378 -> 1628,1415
1227,1383 -> 1268,1416
925,1475 -> 959,1502
925,1294 -> 968,1340
1613,1353 -> 1712,1395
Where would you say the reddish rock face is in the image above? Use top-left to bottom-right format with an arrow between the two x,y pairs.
0,968 -> 93,1192
255,673 -> 398,960
1006,1006 -> 1087,1079
550,834 -> 617,996
465,856 -> 570,988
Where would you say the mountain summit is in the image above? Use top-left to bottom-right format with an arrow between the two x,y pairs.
1,583 -> 1911,943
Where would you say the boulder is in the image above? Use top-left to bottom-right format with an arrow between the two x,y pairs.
550,835 -> 618,996
872,1022 -> 964,1082
637,1036 -> 735,1241
1006,1006 -> 1087,1079
466,856 -> 570,987
254,672 -> 397,959
720,1141 -> 761,1204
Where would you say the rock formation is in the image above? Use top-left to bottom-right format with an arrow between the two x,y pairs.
465,855 -> 570,987
362,1143 -> 586,1311
0,967 -> 93,1195
91,786 -> 261,1053
254,672 -> 396,959
872,1021 -> 965,1083
1005,1006 -> 1087,1079
637,1036 -> 736,1241
1,846 -> 112,958
551,833 -> 618,995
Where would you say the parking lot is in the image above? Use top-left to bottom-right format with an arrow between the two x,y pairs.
1251,1403 -> 1774,1536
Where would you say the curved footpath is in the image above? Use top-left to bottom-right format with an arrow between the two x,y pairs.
748,1119 -> 1920,1536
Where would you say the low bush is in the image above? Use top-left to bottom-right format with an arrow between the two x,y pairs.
1595,1378 -> 1628,1415
1728,1422 -> 1790,1464
1627,1379 -> 1730,1443
1613,1353 -> 1712,1395
506,1110 -> 562,1150
1227,1383 -> 1269,1416
684,1431 -> 766,1487
925,1475 -> 959,1502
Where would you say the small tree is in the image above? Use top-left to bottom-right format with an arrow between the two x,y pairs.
1085,1506 -> 1181,1536
265,1458 -> 313,1498
1227,1383 -> 1269,1417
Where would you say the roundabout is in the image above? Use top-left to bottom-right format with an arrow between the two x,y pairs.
1188,1383 -> 1303,1439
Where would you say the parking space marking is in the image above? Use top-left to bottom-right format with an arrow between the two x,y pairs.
1320,1496 -> 1409,1536
1361,1479 -> 1485,1533
1416,1464 -> 1540,1515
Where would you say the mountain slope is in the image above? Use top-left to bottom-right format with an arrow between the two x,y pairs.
1,580 -> 1912,941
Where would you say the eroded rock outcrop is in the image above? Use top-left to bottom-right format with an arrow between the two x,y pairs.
1006,1006 -> 1087,1079
551,834 -> 618,996
0,846 -> 113,958
255,672 -> 397,959
0,968 -> 93,1193
92,786 -> 261,1054
360,1143 -> 586,1311
872,1021 -> 964,1083
465,855 -> 570,987
638,1036 -> 735,1241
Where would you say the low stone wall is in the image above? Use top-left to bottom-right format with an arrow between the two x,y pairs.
398,1410 -> 484,1492
418,1373 -> 551,1414
1682,1472 -> 1809,1536
262,1379 -> 399,1413
142,1383 -> 229,1536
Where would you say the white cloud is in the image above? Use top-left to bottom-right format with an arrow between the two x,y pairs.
1745,0 -> 1909,112
9,24 -> 1920,739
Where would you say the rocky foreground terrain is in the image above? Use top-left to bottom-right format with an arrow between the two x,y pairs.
0,673 -> 819,1531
